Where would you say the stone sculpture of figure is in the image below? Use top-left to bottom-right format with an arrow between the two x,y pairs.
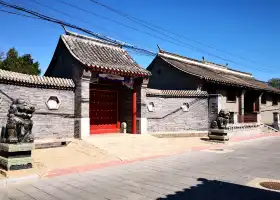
1,99 -> 35,143
211,109 -> 230,129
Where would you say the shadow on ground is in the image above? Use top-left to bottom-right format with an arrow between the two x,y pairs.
200,138 -> 225,143
157,178 -> 280,200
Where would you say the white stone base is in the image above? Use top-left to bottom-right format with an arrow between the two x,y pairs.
137,118 -> 147,134
80,117 -> 90,139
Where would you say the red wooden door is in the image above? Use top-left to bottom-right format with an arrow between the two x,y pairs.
90,89 -> 119,134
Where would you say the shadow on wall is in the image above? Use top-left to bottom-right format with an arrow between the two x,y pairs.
157,178 -> 280,200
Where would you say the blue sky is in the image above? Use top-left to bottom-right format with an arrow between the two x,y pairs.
0,0 -> 279,81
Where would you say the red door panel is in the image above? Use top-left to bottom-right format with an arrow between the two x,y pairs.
90,89 -> 119,134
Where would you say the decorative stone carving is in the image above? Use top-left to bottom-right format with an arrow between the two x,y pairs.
147,102 -> 155,112
181,103 -> 189,112
210,109 -> 230,129
0,99 -> 35,171
46,96 -> 61,110
1,99 -> 35,143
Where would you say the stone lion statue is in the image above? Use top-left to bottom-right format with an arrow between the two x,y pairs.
1,99 -> 35,143
211,109 -> 230,129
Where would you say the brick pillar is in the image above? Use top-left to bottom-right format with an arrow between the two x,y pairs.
233,112 -> 238,124
138,78 -> 148,134
132,88 -> 137,134
239,90 -> 245,115
78,70 -> 91,139
256,93 -> 262,123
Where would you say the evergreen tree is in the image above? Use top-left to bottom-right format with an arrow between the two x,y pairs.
0,48 -> 41,75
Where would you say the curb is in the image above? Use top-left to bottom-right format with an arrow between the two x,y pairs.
0,174 -> 39,187
3,133 -> 280,185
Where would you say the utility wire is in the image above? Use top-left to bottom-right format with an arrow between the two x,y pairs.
0,0 -> 277,74
59,0 -> 272,72
0,8 -> 38,19
57,0 -> 192,50
87,0 -> 269,67
0,0 -> 155,56
16,0 -> 257,69
27,0 -> 110,34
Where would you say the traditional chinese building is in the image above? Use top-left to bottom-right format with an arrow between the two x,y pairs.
45,31 -> 151,138
147,48 -> 280,129
0,32 -> 211,142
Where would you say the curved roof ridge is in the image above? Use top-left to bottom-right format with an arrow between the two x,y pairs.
65,31 -> 122,49
158,49 -> 253,77
60,32 -> 151,77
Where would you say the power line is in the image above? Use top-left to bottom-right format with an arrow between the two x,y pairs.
69,0 -> 275,72
0,8 -> 38,19
0,0 -> 155,56
57,0 -> 193,50
27,0 -> 110,33
27,0 -> 247,65
87,0 -> 269,67
0,0 -> 277,75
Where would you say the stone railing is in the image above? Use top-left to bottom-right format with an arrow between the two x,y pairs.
226,122 -> 260,131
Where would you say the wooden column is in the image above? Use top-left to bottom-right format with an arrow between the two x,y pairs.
132,88 -> 137,134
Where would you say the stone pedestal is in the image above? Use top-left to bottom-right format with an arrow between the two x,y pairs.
0,143 -> 33,171
208,129 -> 229,141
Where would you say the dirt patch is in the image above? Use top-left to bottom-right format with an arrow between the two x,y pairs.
32,139 -> 118,175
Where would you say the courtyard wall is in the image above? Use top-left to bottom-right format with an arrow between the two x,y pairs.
0,70 -> 75,141
140,88 -> 208,134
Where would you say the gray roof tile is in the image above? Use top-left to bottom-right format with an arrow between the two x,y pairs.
0,69 -> 75,89
61,31 -> 151,77
146,88 -> 208,97
158,50 -> 280,93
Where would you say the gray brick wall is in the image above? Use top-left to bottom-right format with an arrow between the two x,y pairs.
0,83 -> 74,140
142,93 -> 208,132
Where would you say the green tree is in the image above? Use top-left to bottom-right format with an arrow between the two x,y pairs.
0,48 -> 41,75
268,78 -> 280,89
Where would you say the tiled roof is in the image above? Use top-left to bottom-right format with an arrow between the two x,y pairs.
146,88 -> 208,97
0,69 -> 75,89
158,50 -> 280,94
61,31 -> 151,77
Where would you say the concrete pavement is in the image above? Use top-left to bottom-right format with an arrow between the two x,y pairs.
4,136 -> 280,200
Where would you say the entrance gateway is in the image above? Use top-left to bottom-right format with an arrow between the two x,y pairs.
88,73 -> 139,135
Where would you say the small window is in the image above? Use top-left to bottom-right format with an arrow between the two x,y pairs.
273,95 -> 278,105
226,91 -> 236,102
261,94 -> 267,104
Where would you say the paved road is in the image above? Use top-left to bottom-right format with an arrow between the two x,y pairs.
3,137 -> 280,200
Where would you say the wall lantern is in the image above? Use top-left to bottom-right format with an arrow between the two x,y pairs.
147,102 -> 155,112
46,96 -> 61,110
181,103 -> 190,112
